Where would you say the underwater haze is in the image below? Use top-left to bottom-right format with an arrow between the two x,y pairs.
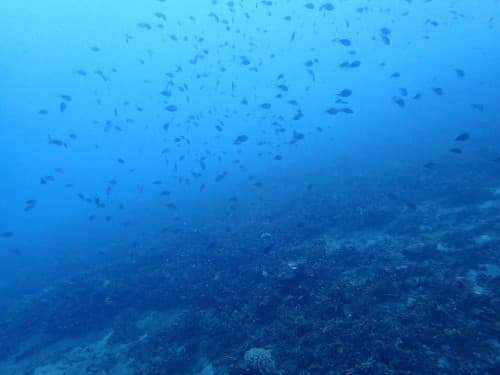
0,0 -> 499,374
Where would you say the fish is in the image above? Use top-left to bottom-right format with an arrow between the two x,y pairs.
24,199 -> 37,211
320,3 -> 334,11
240,56 -> 250,65
155,12 -> 166,21
455,133 -> 470,142
326,107 -> 339,115
337,89 -> 352,97
137,22 -> 152,29
339,108 -> 354,114
289,131 -> 305,144
1,231 -> 14,238
432,87 -> 444,95
380,27 -> 392,35
337,38 -> 351,46
450,148 -> 462,154
233,135 -> 249,145
381,35 -> 391,45
215,171 -> 227,182
393,97 -> 405,107
60,94 -> 72,101
48,136 -> 68,148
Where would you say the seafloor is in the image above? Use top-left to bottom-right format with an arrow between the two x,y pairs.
0,173 -> 499,374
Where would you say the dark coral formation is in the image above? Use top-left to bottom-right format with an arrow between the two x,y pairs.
0,177 -> 499,374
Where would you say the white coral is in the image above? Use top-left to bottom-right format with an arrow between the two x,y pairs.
243,347 -> 275,373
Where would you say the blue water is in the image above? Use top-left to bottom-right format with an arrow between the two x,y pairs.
0,1 -> 499,374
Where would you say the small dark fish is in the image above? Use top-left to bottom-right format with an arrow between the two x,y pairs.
424,162 -> 435,169
240,56 -> 250,65
304,3 -> 315,10
166,105 -> 178,112
380,27 -> 392,35
24,199 -> 37,211
233,135 -> 249,145
289,131 -> 305,144
137,22 -> 152,29
38,109 -> 48,115
455,133 -> 470,142
117,157 -> 125,164
155,12 -> 166,21
260,102 -> 271,109
215,171 -> 227,182
48,136 -> 68,148
320,3 -> 334,11
337,89 -> 352,97
381,35 -> 391,45
337,38 -> 351,46
432,87 -> 444,95
293,110 -> 304,120
1,232 -> 14,238
339,107 -> 354,114
9,249 -> 22,255
59,102 -> 67,112
450,148 -> 462,154
454,68 -> 465,77
60,94 -> 72,101
393,97 -> 405,107
326,107 -> 339,115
